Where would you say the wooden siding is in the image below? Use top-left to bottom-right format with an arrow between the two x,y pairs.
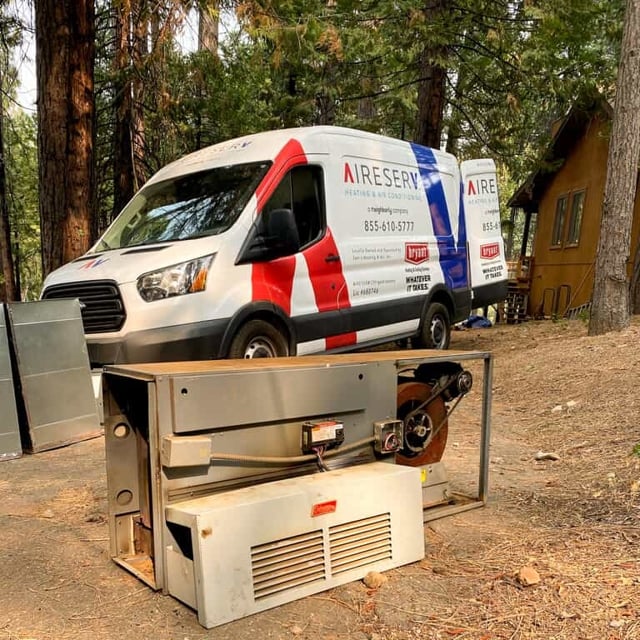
529,115 -> 609,316
509,100 -> 640,320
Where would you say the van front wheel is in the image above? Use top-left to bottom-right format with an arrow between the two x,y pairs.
419,303 -> 451,350
228,320 -> 289,359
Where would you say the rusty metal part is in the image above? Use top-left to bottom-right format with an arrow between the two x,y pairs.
395,382 -> 448,466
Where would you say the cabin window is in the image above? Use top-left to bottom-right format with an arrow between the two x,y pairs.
264,165 -> 325,249
566,190 -> 585,246
551,195 -> 568,247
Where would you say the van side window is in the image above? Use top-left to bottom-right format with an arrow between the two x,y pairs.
264,166 -> 325,248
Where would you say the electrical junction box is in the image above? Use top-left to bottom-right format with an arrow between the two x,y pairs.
301,419 -> 344,453
161,435 -> 212,468
164,462 -> 424,628
373,419 -> 403,454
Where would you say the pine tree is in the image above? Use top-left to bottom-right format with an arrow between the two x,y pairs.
588,0 -> 640,335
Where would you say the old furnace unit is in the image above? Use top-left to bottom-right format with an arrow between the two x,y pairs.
102,350 -> 492,628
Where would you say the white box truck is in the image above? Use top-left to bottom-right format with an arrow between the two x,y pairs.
41,126 -> 507,364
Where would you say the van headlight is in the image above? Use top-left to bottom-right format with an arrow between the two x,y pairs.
137,254 -> 215,302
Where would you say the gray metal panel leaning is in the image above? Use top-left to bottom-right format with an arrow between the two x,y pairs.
6,299 -> 101,453
0,303 -> 21,461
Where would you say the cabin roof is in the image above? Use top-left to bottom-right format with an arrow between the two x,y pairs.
508,98 -> 613,211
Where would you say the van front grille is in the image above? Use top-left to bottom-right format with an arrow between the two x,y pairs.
41,280 -> 126,333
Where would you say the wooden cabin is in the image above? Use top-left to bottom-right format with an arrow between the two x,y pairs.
506,98 -> 640,321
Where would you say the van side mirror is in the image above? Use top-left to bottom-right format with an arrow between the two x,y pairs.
235,208 -> 300,264
263,208 -> 300,254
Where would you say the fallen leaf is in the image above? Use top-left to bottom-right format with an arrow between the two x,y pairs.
559,610 -> 577,619
361,600 -> 376,613
613,600 -> 630,608
517,565 -> 541,586
363,571 -> 387,589
535,451 -> 560,461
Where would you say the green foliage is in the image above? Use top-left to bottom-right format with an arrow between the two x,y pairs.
144,37 -> 276,167
503,0 -> 624,178
226,0 -> 625,182
90,0 -> 628,234
577,308 -> 590,323
5,110 -> 40,298
93,0 -> 116,236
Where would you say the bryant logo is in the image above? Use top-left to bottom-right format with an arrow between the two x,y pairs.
405,243 -> 429,265
480,243 -> 500,260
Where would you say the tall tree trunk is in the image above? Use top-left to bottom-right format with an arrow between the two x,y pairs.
414,0 -> 448,149
198,0 -> 219,54
131,0 -> 148,190
112,0 -> 148,218
192,2 -> 219,149
588,0 -> 640,336
630,239 -> 640,313
0,93 -> 17,301
36,0 -> 95,277
357,84 -> 376,122
445,42 -> 467,157
113,0 -> 135,217
315,65 -> 336,126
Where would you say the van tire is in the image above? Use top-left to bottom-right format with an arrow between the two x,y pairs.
419,303 -> 451,350
228,320 -> 289,359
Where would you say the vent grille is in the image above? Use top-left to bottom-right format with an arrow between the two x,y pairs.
42,280 -> 126,333
251,530 -> 326,601
329,513 -> 392,576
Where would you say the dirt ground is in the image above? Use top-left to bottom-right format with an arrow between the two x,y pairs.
1,318 -> 639,640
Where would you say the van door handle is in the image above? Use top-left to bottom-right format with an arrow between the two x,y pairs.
325,254 -> 341,263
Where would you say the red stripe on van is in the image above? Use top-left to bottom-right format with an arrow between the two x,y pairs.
326,332 -> 357,350
251,259 -> 296,316
302,228 -> 350,312
303,228 -> 356,349
251,139 -> 356,350
252,139 -> 307,314
256,139 -> 307,209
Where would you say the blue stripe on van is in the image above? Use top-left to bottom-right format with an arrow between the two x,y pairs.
457,177 -> 467,256
410,143 -> 468,290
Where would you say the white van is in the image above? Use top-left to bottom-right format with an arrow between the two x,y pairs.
41,126 -> 507,365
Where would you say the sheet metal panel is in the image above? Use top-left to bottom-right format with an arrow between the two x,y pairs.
0,304 -> 21,461
158,362 -> 396,491
105,349 -> 491,379
7,300 -> 101,452
170,364 -> 373,432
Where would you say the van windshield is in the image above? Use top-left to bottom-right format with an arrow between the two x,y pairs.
95,161 -> 271,250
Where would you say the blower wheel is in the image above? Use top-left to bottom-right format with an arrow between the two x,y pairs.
395,381 -> 448,467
